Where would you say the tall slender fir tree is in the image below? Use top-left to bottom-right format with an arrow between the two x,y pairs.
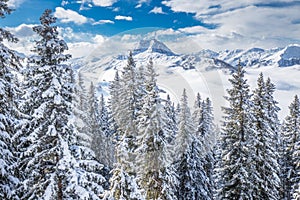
18,9 -> 106,199
135,59 -> 178,200
0,0 -> 21,198
175,89 -> 210,200
217,65 -> 256,199
251,73 -> 280,199
282,95 -> 300,200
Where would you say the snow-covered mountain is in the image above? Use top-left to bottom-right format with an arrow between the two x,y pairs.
78,39 -> 300,122
214,44 -> 300,67
133,39 -> 176,56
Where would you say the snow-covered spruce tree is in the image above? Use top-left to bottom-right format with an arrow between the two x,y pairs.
217,65 -> 255,199
114,51 -> 142,171
293,184 -> 300,200
73,72 -> 91,148
282,95 -> 300,200
163,94 -> 177,145
135,59 -> 178,200
100,93 -> 115,168
108,71 -> 121,146
107,52 -> 144,199
175,89 -> 210,200
18,9 -> 106,199
106,127 -> 143,199
0,0 -> 21,198
105,163 -> 144,200
265,77 -> 283,199
251,73 -> 280,199
193,95 -> 216,199
72,75 -> 109,198
264,77 -> 285,199
86,82 -> 110,166
91,90 -> 114,168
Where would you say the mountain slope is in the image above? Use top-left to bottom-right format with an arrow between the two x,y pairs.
77,39 -> 300,122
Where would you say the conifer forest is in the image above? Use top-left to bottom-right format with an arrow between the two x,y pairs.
0,2 -> 300,200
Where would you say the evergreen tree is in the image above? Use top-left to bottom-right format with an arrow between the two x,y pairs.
114,52 -> 141,171
251,73 -> 280,199
217,65 -> 255,199
73,72 -> 91,148
282,95 -> 300,200
163,94 -> 177,145
90,90 -> 114,168
293,184 -> 300,200
87,83 -> 103,158
193,94 -> 215,198
106,164 -> 144,200
100,94 -> 115,168
264,77 -> 285,199
72,76 -> 108,198
108,71 -> 121,146
0,0 -> 21,198
135,59 -> 178,200
176,89 -> 210,200
18,9 -> 105,199
108,52 -> 144,198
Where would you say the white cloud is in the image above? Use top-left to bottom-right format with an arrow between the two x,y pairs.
162,0 -> 269,16
61,0 -> 69,6
112,7 -> 120,12
7,0 -> 25,8
67,42 -> 99,58
4,24 -> 38,55
93,19 -> 115,25
138,0 -> 150,4
135,4 -> 142,8
149,7 -> 166,14
6,23 -> 35,37
178,26 -> 208,34
121,34 -> 142,41
81,0 -> 117,7
93,34 -> 105,43
92,0 -> 117,6
54,7 -> 89,24
115,15 -> 133,21
161,0 -> 300,50
136,0 -> 151,8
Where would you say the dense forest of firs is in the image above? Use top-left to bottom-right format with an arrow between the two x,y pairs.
0,3 -> 300,200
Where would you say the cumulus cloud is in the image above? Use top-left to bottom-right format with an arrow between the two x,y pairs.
161,0 -> 300,51
54,7 -> 89,24
6,23 -> 35,37
149,7 -> 166,14
93,19 -> 115,25
93,0 -> 117,6
115,15 -> 133,21
162,0 -> 264,16
4,24 -> 38,55
7,0 -> 25,8
80,0 -> 117,7
136,0 -> 151,8
178,26 -> 209,34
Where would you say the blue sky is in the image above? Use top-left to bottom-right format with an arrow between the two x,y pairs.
1,0 -> 215,36
2,0 -> 300,57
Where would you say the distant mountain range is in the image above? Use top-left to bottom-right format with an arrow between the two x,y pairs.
77,39 -> 300,122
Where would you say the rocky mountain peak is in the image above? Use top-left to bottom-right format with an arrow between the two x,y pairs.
133,39 -> 175,56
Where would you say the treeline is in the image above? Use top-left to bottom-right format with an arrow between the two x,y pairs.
0,3 -> 300,200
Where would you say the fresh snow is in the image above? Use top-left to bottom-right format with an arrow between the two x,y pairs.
77,39 -> 300,123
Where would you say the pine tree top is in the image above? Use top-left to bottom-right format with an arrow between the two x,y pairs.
0,0 -> 12,18
31,9 -> 71,66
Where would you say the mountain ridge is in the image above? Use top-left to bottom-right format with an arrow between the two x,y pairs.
78,39 -> 300,122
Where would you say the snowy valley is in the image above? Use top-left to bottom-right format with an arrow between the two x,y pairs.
78,39 -> 300,122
